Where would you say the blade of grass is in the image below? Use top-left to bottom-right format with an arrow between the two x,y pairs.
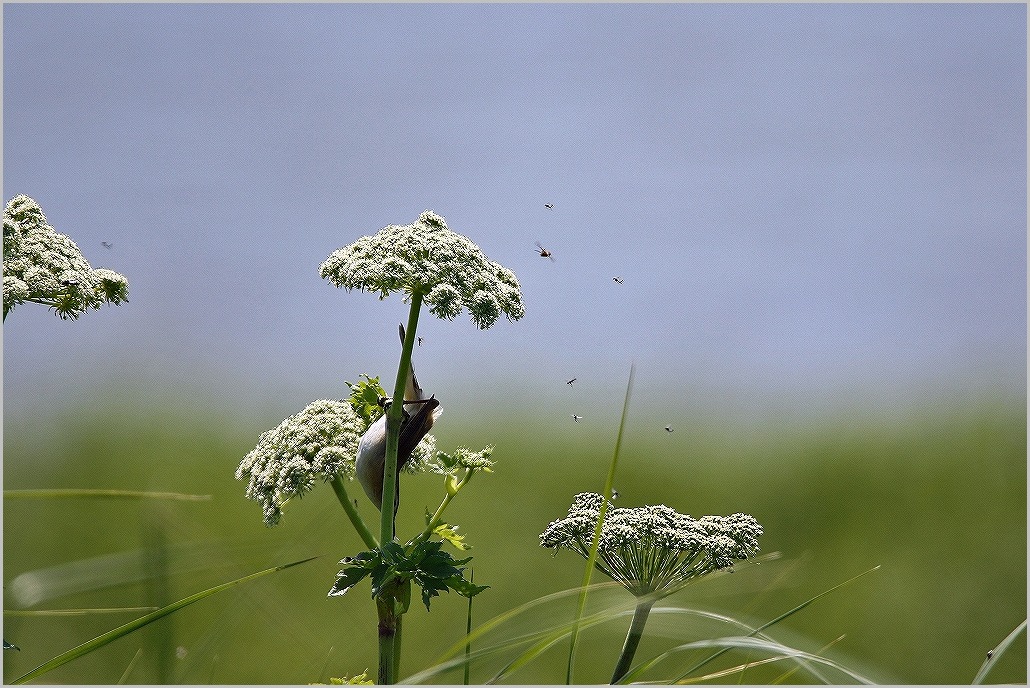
4,489 -> 212,501
566,362 -> 634,684
10,556 -> 318,684
772,634 -> 846,684
639,635 -> 874,684
117,648 -> 144,685
972,619 -> 1026,684
5,607 -> 160,616
464,570 -> 474,685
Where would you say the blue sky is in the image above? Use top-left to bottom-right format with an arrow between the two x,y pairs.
3,3 -> 1026,424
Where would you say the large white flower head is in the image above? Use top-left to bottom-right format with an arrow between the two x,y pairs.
236,397 -> 441,527
319,210 -> 525,329
540,492 -> 762,597
3,195 -> 128,320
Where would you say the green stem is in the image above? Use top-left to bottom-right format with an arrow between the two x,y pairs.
610,598 -> 654,684
380,291 -> 424,546
393,613 -> 403,680
376,291 -> 424,685
376,596 -> 399,685
408,469 -> 474,547
329,476 -> 378,550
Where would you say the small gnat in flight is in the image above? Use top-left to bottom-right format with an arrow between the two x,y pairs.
534,242 -> 555,261
417,337 -> 424,346
101,241 -> 113,249
665,425 -> 674,433
612,277 -> 624,284
572,414 -> 583,423
544,203 -> 554,209
566,378 -> 576,387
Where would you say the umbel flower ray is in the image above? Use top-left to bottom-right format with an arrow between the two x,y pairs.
3,194 -> 129,320
319,210 -> 524,329
540,492 -> 762,597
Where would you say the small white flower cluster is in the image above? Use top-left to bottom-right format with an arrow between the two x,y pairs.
439,444 -> 495,471
235,399 -> 440,527
3,195 -> 128,320
540,492 -> 762,596
320,211 -> 525,329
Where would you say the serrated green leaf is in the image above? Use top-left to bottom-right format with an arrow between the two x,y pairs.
446,576 -> 489,599
328,564 -> 373,597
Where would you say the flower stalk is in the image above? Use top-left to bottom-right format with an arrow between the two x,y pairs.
376,290 -> 423,684
330,475 -> 377,550
610,598 -> 654,683
380,291 -> 425,546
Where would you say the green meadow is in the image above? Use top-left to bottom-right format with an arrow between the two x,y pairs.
3,394 -> 1025,684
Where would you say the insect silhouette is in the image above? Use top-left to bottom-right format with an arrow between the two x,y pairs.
417,337 -> 424,346
101,241 -> 113,249
566,378 -> 576,387
544,203 -> 554,209
612,277 -> 624,284
534,242 -> 555,261
572,414 -> 583,423
60,279 -> 79,287
665,425 -> 674,433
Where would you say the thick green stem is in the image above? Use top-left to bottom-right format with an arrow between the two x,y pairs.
610,598 -> 654,684
376,292 -> 424,685
376,596 -> 399,685
329,475 -> 378,550
380,291 -> 424,546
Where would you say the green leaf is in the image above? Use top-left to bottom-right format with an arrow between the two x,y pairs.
345,374 -> 387,425
11,556 -> 318,684
328,553 -> 377,597
446,575 -> 489,599
433,523 -> 470,551
329,669 -> 374,684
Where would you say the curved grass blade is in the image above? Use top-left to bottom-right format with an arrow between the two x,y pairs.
4,489 -> 212,501
10,556 -> 318,684
638,635 -> 875,684
972,619 -> 1026,684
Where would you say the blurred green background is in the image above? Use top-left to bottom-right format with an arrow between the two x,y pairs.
3,389 -> 1026,684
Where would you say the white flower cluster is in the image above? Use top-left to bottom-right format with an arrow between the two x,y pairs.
235,399 -> 440,527
320,210 -> 525,329
3,195 -> 128,320
540,492 -> 762,596
438,444 -> 495,472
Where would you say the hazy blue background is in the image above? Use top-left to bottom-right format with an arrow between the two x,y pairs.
4,3 -> 1025,424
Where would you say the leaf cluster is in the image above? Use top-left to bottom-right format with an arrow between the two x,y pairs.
345,374 -> 388,426
329,541 -> 487,611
